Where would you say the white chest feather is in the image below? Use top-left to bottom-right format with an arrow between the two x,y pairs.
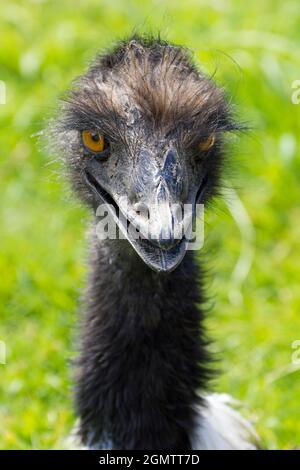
191,393 -> 260,450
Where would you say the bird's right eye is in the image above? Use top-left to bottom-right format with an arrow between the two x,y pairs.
81,130 -> 109,156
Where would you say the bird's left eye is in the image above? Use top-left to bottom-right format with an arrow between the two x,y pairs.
198,134 -> 215,152
82,130 -> 109,155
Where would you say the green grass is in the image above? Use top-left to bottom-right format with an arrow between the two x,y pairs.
1,0 -> 300,449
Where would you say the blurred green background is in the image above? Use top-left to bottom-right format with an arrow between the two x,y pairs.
1,0 -> 300,450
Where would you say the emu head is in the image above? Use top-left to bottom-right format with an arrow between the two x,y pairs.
56,37 -> 239,272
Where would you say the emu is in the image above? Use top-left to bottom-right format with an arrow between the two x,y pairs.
53,36 -> 259,450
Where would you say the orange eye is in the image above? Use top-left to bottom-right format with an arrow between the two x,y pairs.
82,130 -> 106,153
198,134 -> 215,151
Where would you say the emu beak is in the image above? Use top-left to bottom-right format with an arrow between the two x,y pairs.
113,195 -> 192,273
121,148 -> 193,272
123,197 -> 192,273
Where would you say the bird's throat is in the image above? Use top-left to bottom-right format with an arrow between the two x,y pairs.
75,234 -> 211,450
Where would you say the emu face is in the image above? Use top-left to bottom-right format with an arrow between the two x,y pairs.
58,38 -> 238,272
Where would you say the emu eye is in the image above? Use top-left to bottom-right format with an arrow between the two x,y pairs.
82,130 -> 109,155
198,134 -> 215,152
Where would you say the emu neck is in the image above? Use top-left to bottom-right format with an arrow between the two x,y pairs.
76,233 -> 211,450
